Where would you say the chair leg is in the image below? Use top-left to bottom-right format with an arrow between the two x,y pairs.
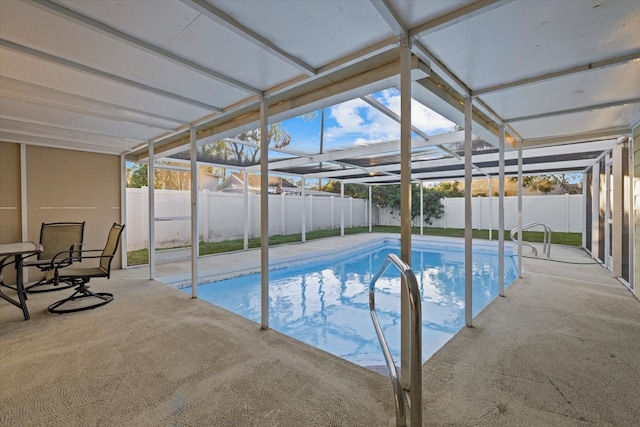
48,281 -> 113,314
25,277 -> 75,294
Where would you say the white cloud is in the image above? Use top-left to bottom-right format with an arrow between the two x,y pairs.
323,89 -> 457,146
379,89 -> 457,136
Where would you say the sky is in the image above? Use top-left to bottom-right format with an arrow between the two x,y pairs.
278,88 -> 457,154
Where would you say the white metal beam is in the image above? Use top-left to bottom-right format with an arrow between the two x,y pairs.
146,54 -> 430,160
413,77 -> 497,144
362,95 -> 489,176
369,0 -> 406,34
248,131 -> 465,173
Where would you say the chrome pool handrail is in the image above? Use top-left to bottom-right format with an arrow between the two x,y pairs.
369,253 -> 422,427
510,222 -> 552,257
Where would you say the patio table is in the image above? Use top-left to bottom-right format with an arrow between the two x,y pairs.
0,242 -> 42,320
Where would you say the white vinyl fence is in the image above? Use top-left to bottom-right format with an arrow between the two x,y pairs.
126,188 -> 372,250
127,189 -> 583,250
378,194 -> 584,233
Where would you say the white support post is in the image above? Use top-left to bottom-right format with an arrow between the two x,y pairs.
592,162 -> 600,257
340,182 -> 345,236
331,196 -> 335,229
244,170 -> 249,249
142,186 -> 149,249
281,192 -> 286,235
260,96 -> 269,330
20,144 -> 28,282
612,145 -> 623,278
478,197 -> 482,231
420,181 -> 424,236
190,127 -> 199,298
350,196 -> 353,228
443,197 -> 447,228
498,125 -> 505,297
628,136 -> 635,292
148,141 -> 155,280
488,179 -> 493,241
517,140 -> 523,278
399,33 -> 412,390
202,189 -> 209,246
302,178 -> 306,243
564,193 -> 570,233
368,185 -> 372,232
120,154 -> 127,268
309,195 -> 313,233
464,97 -> 473,327
582,173 -> 587,248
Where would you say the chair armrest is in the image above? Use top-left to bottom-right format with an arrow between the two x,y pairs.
69,242 -> 85,262
50,248 -> 103,269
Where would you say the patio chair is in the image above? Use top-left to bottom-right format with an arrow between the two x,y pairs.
22,221 -> 85,293
47,223 -> 124,314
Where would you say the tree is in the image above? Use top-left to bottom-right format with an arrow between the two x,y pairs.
225,122 -> 292,165
322,182 -> 368,198
126,162 -> 220,190
322,181 -> 463,224
510,174 -> 582,194
127,163 -> 148,188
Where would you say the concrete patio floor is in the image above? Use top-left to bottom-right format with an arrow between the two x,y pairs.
1,234 -> 639,426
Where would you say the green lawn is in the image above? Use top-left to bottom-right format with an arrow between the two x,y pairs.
127,226 -> 582,266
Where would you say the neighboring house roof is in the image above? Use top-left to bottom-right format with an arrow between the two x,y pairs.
216,172 -> 340,197
217,172 -> 298,194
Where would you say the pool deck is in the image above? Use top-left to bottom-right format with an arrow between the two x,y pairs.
1,234 -> 639,426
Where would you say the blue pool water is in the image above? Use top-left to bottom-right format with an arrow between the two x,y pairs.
185,239 -> 518,367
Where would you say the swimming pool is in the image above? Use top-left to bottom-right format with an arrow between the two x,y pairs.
185,238 -> 518,367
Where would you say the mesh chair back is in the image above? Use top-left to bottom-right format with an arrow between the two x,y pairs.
39,222 -> 85,261
100,223 -> 125,275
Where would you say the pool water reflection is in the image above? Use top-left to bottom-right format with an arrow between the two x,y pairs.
186,240 -> 518,367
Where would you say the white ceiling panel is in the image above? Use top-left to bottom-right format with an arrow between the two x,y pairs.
54,0 -> 303,90
389,0 -> 474,30
0,1 -> 249,107
0,48 -> 210,122
0,117 -> 139,148
0,130 -> 132,155
0,77 -> 183,131
510,103 -> 640,140
54,0 -> 202,46
421,0 -> 640,90
211,0 -> 393,68
165,14 -> 301,89
0,97 -> 164,142
480,60 -> 640,120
